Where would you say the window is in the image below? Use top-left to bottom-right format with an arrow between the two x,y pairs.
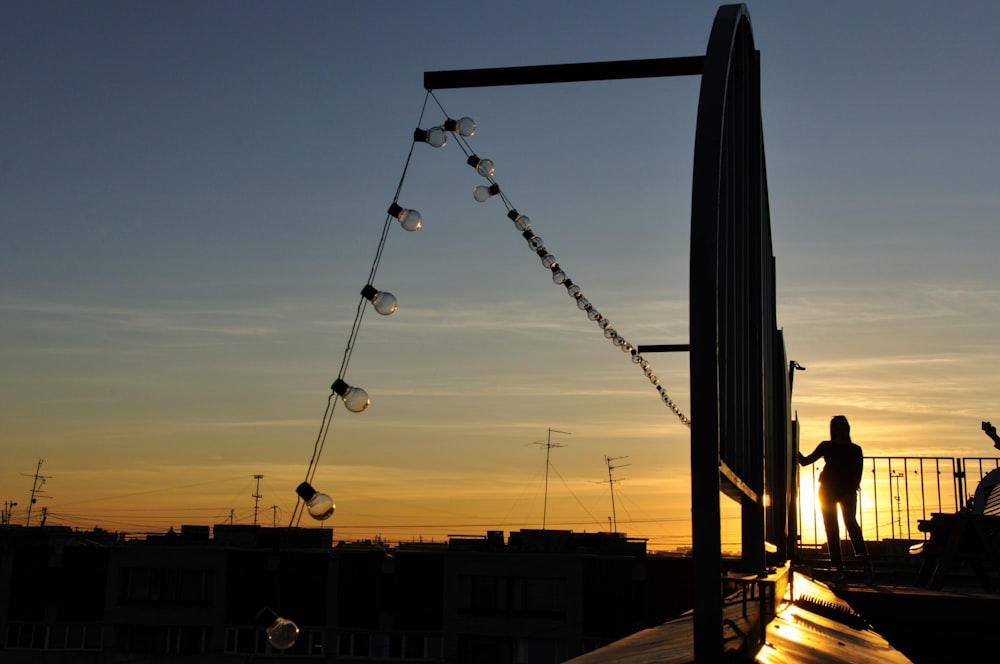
458,634 -> 512,664
337,631 -> 371,657
387,633 -> 403,658
117,625 -> 208,655
225,627 -> 260,654
120,567 -> 213,604
386,633 -> 428,659
404,634 -> 425,659
339,633 -> 438,661
458,575 -> 567,616
3,623 -> 103,651
174,626 -> 208,655
48,624 -> 67,649
525,578 -> 567,613
285,629 -> 324,657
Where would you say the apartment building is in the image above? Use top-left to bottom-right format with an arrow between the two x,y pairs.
0,524 -> 693,663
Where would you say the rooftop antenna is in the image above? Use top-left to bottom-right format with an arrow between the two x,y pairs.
252,474 -> 264,526
528,428 -> 571,529
22,459 -> 50,526
604,455 -> 631,532
2,500 -> 17,525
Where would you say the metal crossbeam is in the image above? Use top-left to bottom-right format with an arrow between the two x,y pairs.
424,56 -> 704,90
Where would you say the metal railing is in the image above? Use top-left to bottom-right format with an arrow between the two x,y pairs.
797,456 -> 1000,547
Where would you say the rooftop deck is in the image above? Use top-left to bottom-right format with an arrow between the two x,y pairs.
566,570 -> 915,663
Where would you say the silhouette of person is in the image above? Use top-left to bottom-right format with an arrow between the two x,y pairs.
799,415 -> 873,583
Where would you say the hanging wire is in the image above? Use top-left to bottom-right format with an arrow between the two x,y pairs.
293,90 -> 690,526
429,91 -> 690,427
290,92 -> 435,526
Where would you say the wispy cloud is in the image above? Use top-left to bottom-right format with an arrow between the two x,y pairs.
0,296 -> 326,345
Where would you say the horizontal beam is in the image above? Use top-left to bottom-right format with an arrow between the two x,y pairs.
720,459 -> 759,504
424,56 -> 704,90
637,344 -> 691,353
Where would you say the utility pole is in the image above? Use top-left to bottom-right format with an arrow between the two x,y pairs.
605,455 -> 631,532
252,474 -> 263,526
529,428 -> 571,529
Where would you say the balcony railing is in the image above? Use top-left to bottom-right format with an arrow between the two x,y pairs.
797,456 -> 1000,547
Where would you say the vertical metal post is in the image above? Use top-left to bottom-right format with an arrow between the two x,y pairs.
691,4 -> 767,658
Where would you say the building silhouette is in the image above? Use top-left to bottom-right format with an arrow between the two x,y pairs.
1,523 -> 700,662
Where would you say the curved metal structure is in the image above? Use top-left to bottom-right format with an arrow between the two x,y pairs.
690,5 -> 791,658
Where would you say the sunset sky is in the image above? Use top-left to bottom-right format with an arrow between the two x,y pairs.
3,1 -> 999,550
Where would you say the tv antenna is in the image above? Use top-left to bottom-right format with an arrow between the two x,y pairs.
2,500 -> 17,525
22,459 -> 50,526
252,474 -> 264,526
528,428 -> 571,529
604,456 -> 631,532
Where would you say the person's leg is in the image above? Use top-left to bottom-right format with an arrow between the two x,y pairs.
840,491 -> 874,584
819,484 -> 843,570
840,491 -> 868,558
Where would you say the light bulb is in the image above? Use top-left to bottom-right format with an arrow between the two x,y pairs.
525,235 -> 545,252
413,127 -> 447,148
372,292 -> 397,315
473,183 -> 500,202
268,618 -> 299,650
257,608 -> 299,651
551,268 -> 567,285
507,210 -> 531,231
331,377 -> 370,413
587,308 -> 602,322
540,254 -> 557,269
444,117 -> 476,137
466,154 -> 495,178
576,296 -> 591,311
631,353 -> 644,364
296,481 -> 335,520
387,203 -> 422,232
361,284 -> 398,315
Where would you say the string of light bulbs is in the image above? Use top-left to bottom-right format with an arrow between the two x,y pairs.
422,91 -> 690,427
292,91 -> 690,527
289,94 -> 434,526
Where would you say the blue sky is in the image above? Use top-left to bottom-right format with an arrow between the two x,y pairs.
2,1 -> 999,547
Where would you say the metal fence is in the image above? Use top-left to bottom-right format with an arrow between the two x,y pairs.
797,456 -> 1000,547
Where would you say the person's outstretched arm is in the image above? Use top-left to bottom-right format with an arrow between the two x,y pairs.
799,442 -> 826,466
